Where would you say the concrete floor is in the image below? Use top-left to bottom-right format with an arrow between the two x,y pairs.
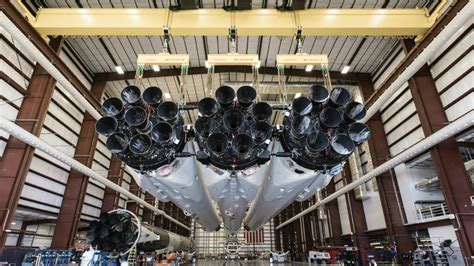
193,260 -> 326,265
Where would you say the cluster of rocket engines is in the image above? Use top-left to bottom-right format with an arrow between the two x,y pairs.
86,210 -> 192,253
95,83 -> 371,235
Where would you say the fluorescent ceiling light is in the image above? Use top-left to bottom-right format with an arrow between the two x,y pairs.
341,65 -> 350,74
294,93 -> 302,98
11,222 -> 16,225
115,66 -> 124,74
305,65 -> 314,72
152,65 -> 160,72
164,92 -> 171,99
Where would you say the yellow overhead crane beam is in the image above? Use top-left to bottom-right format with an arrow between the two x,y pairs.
28,8 -> 438,37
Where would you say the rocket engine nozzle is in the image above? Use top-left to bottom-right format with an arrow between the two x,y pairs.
291,96 -> 313,116
215,86 -> 236,108
330,134 -> 355,157
255,121 -> 272,144
291,115 -> 311,138
195,116 -> 213,138
306,131 -> 329,155
252,102 -> 273,121
198,97 -> 219,117
121,85 -> 142,106
96,116 -> 118,136
143,86 -> 163,107
102,97 -> 124,119
309,84 -> 329,106
106,133 -> 129,154
236,85 -> 257,108
232,134 -> 254,157
344,101 -> 367,123
157,101 -> 179,123
223,109 -> 245,132
348,122 -> 371,144
319,107 -> 342,131
329,87 -> 351,108
129,134 -> 153,155
207,133 -> 229,156
125,106 -> 150,131
151,122 -> 174,144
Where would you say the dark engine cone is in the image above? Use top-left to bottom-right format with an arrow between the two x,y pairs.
102,97 -> 124,119
129,134 -> 153,155
331,134 -> 355,157
195,117 -> 213,138
121,85 -> 142,106
344,102 -> 367,122
329,87 -> 351,108
306,131 -> 329,155
309,85 -> 329,112
236,85 -> 257,108
252,102 -> 273,121
96,116 -> 118,136
254,121 -> 272,144
207,133 -> 229,156
223,109 -> 245,132
292,96 -> 313,116
198,98 -> 219,117
151,122 -> 174,143
142,86 -> 163,107
215,86 -> 235,108
157,101 -> 179,123
124,106 -> 149,130
319,107 -> 342,131
348,122 -> 371,144
232,134 -> 254,157
106,133 -> 129,154
291,115 -> 311,138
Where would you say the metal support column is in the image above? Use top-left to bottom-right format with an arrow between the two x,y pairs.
0,37 -> 63,252
342,164 -> 370,264
326,179 -> 343,246
294,203 -> 303,254
274,216 -> 282,251
126,179 -> 141,215
142,193 -> 155,224
100,155 -> 124,212
359,79 -> 415,262
402,39 -> 474,264
50,79 -> 105,249
301,200 -> 314,251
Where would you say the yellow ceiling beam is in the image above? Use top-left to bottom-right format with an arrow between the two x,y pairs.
32,8 -> 432,37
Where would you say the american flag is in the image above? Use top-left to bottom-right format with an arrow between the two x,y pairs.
244,228 -> 264,243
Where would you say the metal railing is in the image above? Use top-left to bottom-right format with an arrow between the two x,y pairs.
416,202 -> 450,220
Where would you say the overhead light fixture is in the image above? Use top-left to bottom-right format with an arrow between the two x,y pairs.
4,229 -> 11,233
115,66 -> 124,75
11,222 -> 16,225
294,93 -> 302,98
152,65 -> 160,72
164,92 -> 171,99
341,65 -> 351,74
305,65 -> 314,72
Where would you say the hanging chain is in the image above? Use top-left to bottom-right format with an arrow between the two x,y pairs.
134,64 -> 145,88
277,65 -> 287,104
179,65 -> 189,105
205,65 -> 215,98
321,64 -> 333,91
252,64 -> 261,102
